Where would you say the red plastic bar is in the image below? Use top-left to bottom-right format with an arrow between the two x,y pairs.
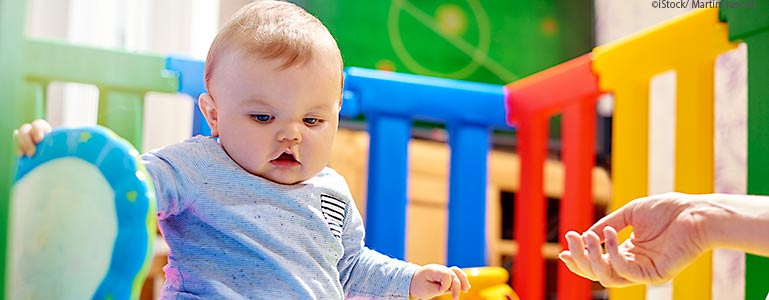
505,54 -> 600,300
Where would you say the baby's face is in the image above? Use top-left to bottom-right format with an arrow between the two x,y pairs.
205,49 -> 342,184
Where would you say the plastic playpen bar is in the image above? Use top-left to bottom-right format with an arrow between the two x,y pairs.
165,55 -> 363,137
343,67 -> 508,267
720,4 -> 769,299
592,8 -> 736,300
165,57 -> 210,137
504,54 -> 599,300
0,0 -> 27,296
20,39 -> 179,150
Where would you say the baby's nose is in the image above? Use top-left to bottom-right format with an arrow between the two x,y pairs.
277,123 -> 302,143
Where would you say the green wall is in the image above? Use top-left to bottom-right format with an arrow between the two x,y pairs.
304,0 -> 594,84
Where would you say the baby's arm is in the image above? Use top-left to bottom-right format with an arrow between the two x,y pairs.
334,187 -> 469,299
15,119 -> 52,156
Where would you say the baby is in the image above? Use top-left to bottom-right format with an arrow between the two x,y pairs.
15,1 -> 469,299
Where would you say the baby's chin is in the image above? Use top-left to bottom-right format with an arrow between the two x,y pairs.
266,176 -> 304,185
255,170 -> 315,185
237,161 -> 326,185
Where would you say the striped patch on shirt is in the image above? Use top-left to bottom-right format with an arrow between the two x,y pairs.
320,194 -> 346,238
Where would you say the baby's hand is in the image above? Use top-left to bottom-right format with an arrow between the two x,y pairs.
409,264 -> 470,300
15,119 -> 52,157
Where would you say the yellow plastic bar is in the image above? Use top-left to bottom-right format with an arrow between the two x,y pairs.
605,82 -> 649,300
593,8 -> 737,300
673,57 -> 719,300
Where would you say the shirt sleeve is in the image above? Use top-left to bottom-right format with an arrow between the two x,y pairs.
335,179 -> 419,299
141,138 -> 210,219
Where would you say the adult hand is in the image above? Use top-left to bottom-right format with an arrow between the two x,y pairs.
559,192 -> 710,287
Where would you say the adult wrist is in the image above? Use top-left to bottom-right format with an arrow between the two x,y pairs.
700,193 -> 754,251
684,193 -> 740,251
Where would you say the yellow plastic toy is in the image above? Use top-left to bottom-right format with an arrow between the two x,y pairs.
435,267 -> 519,300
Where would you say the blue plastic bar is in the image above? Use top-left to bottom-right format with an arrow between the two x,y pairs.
447,124 -> 490,266
344,67 -> 509,127
365,116 -> 411,259
340,90 -> 361,118
165,56 -> 209,136
344,67 -> 508,267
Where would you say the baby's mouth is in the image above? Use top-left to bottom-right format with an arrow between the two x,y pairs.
271,152 -> 300,166
276,152 -> 297,162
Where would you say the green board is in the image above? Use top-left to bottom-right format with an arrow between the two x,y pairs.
303,0 -> 593,85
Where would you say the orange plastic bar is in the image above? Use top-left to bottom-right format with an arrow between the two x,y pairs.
593,8 -> 737,300
506,54 -> 600,300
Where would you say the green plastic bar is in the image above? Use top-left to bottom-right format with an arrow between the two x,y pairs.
0,0 -> 27,298
719,1 -> 769,38
24,39 -> 178,93
21,81 -> 46,122
745,30 -> 769,300
97,90 -> 146,150
720,2 -> 769,299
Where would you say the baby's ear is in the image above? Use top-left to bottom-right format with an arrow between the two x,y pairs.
198,93 -> 220,137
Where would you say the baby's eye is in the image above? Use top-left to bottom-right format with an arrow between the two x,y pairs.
251,114 -> 274,123
303,118 -> 320,126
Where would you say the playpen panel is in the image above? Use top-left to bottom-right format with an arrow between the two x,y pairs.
505,54 -> 599,300
2,34 -> 177,300
593,7 -> 740,300
343,67 -> 508,268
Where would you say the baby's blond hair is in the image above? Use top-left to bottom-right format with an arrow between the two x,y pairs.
204,0 -> 341,91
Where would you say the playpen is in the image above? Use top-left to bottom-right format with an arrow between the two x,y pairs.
2,0 -> 768,299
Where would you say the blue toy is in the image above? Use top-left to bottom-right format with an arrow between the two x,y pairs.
7,126 -> 155,300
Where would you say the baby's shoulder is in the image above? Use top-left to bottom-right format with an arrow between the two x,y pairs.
308,167 -> 346,185
141,136 -> 227,175
147,136 -> 216,157
304,167 -> 353,198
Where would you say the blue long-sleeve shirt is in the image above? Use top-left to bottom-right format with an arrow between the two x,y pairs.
142,136 -> 418,299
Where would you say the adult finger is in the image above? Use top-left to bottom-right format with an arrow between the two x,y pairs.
589,204 -> 633,241
604,226 -> 639,284
565,231 -> 595,279
584,231 -> 613,284
559,251 -> 596,281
